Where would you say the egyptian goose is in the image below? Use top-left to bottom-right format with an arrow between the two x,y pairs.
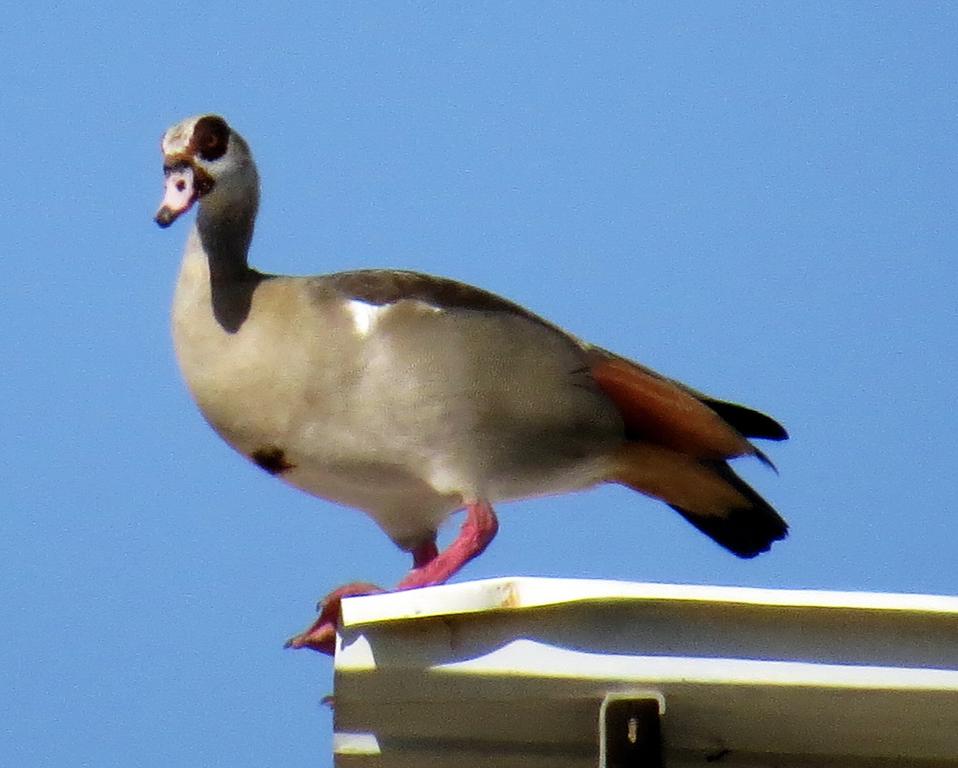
156,115 -> 788,653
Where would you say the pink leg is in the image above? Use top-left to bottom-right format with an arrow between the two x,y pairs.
410,538 -> 440,569
397,501 -> 499,589
288,502 -> 498,654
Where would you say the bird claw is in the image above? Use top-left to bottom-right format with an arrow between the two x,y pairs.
286,582 -> 383,654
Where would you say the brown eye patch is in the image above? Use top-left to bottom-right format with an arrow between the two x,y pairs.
190,115 -> 230,162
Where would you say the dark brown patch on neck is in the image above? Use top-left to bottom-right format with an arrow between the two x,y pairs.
209,273 -> 266,334
196,204 -> 264,333
251,446 -> 295,475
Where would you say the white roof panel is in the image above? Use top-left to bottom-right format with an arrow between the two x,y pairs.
332,578 -> 958,767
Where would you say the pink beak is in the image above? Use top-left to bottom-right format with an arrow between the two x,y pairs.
155,165 -> 198,228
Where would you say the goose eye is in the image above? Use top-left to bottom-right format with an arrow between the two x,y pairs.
191,115 -> 230,162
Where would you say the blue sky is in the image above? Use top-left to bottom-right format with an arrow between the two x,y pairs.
2,3 -> 956,766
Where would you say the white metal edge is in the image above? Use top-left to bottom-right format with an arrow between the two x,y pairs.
336,635 -> 958,693
435,641 -> 958,691
332,731 -> 381,756
339,576 -> 958,627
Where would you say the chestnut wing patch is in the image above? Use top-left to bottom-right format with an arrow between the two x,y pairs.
589,351 -> 757,461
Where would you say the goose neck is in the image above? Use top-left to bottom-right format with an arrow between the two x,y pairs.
196,195 -> 258,282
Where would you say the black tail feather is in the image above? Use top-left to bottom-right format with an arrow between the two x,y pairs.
669,462 -> 788,558
698,397 -> 789,441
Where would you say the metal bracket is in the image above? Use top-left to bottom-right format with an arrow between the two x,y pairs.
599,691 -> 666,768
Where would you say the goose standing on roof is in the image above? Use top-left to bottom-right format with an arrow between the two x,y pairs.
155,114 -> 789,654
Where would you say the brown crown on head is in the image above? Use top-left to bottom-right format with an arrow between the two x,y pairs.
190,116 -> 230,162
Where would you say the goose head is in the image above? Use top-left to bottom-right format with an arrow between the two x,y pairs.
154,114 -> 259,228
